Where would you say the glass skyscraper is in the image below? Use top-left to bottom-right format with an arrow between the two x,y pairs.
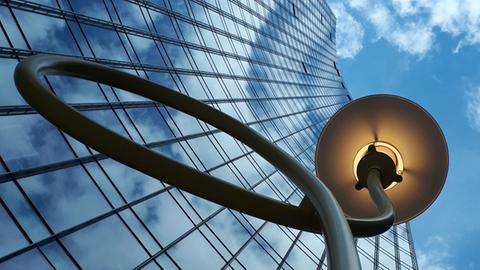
0,0 -> 418,269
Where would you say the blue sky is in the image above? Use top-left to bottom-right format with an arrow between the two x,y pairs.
328,0 -> 480,269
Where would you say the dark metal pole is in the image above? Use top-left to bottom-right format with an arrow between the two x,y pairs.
366,169 -> 395,223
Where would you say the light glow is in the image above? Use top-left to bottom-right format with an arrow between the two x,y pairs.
353,141 -> 404,190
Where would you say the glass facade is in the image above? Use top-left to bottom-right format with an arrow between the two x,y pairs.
0,0 -> 418,269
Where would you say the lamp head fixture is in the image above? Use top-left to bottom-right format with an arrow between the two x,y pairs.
355,144 -> 403,191
353,141 -> 404,190
315,95 -> 448,224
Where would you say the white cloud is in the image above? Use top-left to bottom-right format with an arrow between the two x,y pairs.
347,1 -> 434,57
417,235 -> 455,270
329,0 -> 480,57
390,22 -> 434,56
367,4 -> 395,37
392,0 -> 418,16
330,3 -> 365,58
466,87 -> 480,132
349,0 -> 369,9
427,0 -> 463,35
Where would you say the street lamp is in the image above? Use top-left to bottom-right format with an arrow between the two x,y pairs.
14,55 -> 448,270
316,95 -> 448,225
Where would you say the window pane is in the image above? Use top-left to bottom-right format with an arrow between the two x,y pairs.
0,202 -> 28,257
285,243 -> 317,269
133,192 -> 193,245
99,159 -> 164,202
0,182 -> 50,241
40,241 -> 79,270
62,215 -> 149,270
207,210 -> 251,253
0,115 -> 74,171
237,236 -> 278,269
20,166 -> 111,232
0,249 -> 53,270
168,230 -> 224,269
0,59 -> 25,106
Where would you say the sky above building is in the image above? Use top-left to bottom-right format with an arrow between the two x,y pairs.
328,0 -> 480,269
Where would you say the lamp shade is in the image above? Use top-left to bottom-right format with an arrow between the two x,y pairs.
315,95 -> 448,224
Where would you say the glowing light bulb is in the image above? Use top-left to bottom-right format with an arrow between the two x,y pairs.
352,141 -> 404,190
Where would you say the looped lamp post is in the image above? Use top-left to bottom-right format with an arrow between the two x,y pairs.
14,55 -> 448,270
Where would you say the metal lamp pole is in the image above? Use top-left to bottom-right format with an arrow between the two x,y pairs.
14,55 -> 447,270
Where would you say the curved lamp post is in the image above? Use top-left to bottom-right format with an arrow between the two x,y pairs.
14,55 -> 448,270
